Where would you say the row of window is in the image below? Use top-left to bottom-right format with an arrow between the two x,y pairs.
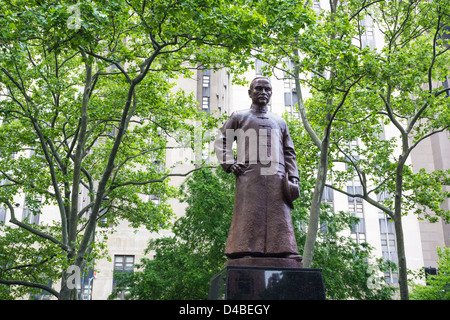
348,189 -> 399,284
29,255 -> 135,300
0,195 -> 41,225
202,69 -> 210,112
113,255 -> 135,300
320,183 -> 398,284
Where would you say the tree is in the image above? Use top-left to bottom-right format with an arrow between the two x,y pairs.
287,115 -> 397,300
324,0 -> 450,300
250,0 -> 381,269
292,0 -> 369,269
253,0 -> 449,300
120,167 -> 395,300
0,0 -> 271,299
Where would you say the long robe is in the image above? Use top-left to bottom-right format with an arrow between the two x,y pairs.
214,106 -> 300,258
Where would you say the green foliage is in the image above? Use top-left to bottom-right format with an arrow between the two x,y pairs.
290,186 -> 395,300
0,224 -> 62,299
310,209 -> 396,300
410,247 -> 450,300
1,0 -> 447,300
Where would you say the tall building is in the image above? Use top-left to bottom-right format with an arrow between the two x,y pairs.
411,131 -> 450,268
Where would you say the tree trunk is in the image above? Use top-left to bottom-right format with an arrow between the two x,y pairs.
58,271 -> 73,300
393,214 -> 409,300
58,250 -> 80,300
302,138 -> 329,268
292,50 -> 328,268
394,155 -> 409,300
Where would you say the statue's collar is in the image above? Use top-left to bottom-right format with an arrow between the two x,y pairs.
250,105 -> 268,113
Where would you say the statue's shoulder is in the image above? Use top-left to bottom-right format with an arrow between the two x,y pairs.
228,109 -> 251,119
268,111 -> 287,125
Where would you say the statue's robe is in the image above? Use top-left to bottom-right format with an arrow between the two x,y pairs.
215,106 -> 299,258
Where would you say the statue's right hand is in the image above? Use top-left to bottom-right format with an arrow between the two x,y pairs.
230,163 -> 244,177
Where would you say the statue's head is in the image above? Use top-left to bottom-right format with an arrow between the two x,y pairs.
248,77 -> 272,106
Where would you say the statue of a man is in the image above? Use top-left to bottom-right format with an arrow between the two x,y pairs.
215,77 -> 301,262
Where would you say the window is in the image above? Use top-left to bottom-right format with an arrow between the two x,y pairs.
22,195 -> 41,225
114,255 -> 134,272
347,185 -> 363,202
377,190 -> 391,203
361,16 -> 375,48
107,124 -> 117,139
201,69 -> 211,113
349,186 -> 366,244
202,74 -> 210,87
284,91 -> 298,107
0,179 -> 9,222
0,206 -> 6,224
321,186 -> 334,202
202,96 -> 210,111
148,194 -> 160,206
313,0 -> 321,12
345,140 -> 360,170
255,59 -> 268,75
152,160 -> 165,173
378,213 -> 398,284
113,255 -> 134,300
284,75 -> 297,115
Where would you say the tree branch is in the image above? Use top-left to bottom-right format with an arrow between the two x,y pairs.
109,165 -> 217,190
325,74 -> 364,137
0,169 -> 56,198
378,86 -> 407,136
2,199 -> 68,252
325,183 -> 394,218
407,125 -> 450,159
293,48 -> 322,150
0,279 -> 59,298
1,255 -> 56,273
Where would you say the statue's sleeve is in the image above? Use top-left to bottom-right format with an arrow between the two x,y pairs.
283,121 -> 299,179
214,113 -> 238,173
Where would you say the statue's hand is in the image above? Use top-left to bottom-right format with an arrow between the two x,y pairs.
289,177 -> 299,184
230,163 -> 244,177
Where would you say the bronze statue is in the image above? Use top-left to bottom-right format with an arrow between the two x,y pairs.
215,77 -> 301,264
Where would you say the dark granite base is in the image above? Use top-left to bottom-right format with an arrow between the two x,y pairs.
209,266 -> 326,300
225,256 -> 303,268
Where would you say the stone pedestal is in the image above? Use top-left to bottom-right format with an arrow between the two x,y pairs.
209,265 -> 326,300
225,256 -> 303,268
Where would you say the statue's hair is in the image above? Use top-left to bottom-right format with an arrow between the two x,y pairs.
249,76 -> 271,91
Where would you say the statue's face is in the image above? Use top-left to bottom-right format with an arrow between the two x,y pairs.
249,79 -> 272,106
